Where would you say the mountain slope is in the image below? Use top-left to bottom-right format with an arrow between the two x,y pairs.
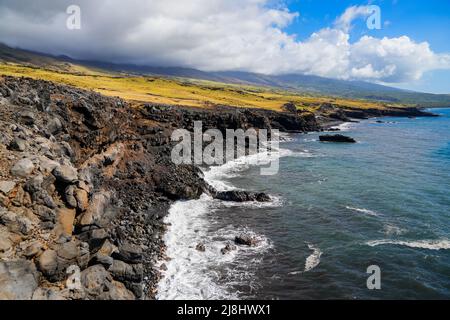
1,43 -> 450,107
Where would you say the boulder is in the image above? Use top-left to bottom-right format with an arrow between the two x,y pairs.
90,239 -> 118,267
54,207 -> 76,238
24,175 -> 57,209
0,181 -> 16,195
23,241 -> 44,258
0,228 -> 13,253
38,240 -> 90,282
235,234 -> 260,247
37,249 -> 58,278
53,165 -> 78,184
108,280 -> 135,300
196,243 -> 206,252
113,242 -> 143,264
10,158 -> 35,177
64,185 -> 78,208
75,188 -> 89,212
0,260 -> 39,300
38,156 -> 60,174
20,111 -> 36,126
0,210 -> 34,235
79,191 -> 110,226
108,260 -> 142,283
221,242 -> 237,255
81,265 -> 114,299
46,117 -> 63,135
9,138 -> 27,152
319,134 -> 356,143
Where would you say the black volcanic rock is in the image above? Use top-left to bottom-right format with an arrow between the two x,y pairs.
214,190 -> 271,202
319,134 -> 356,143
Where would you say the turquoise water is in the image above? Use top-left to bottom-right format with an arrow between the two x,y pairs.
212,108 -> 450,299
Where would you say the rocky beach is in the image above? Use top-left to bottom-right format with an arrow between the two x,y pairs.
0,75 -> 436,300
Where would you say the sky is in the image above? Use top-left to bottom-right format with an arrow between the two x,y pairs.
0,0 -> 449,93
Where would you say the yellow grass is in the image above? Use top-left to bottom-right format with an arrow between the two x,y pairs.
0,63 -> 390,112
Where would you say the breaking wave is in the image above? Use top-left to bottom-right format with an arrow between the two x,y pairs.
366,239 -> 450,250
157,136 -> 303,299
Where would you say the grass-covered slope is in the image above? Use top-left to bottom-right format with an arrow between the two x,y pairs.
0,63 -> 392,112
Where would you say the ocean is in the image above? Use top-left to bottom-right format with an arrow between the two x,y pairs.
157,108 -> 450,300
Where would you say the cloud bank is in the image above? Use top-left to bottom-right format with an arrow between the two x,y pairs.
0,0 -> 449,83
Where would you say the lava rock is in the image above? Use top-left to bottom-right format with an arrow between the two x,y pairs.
196,243 -> 206,252
214,190 -> 271,202
319,134 -> 356,143
221,242 -> 237,255
113,242 -> 143,264
235,234 -> 260,247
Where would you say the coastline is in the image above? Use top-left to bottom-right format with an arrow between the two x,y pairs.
154,108 -> 440,300
0,75 -> 440,300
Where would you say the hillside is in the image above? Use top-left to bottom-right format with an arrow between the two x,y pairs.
0,48 -> 387,112
0,44 -> 450,108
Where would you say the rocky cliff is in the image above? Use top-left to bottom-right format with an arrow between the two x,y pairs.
0,76 -> 322,300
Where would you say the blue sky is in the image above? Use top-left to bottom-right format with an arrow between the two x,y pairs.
283,0 -> 450,93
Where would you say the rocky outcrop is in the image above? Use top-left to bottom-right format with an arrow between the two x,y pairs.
214,190 -> 271,202
235,234 -> 260,247
141,103 -> 320,133
316,103 -> 437,125
0,76 -> 208,300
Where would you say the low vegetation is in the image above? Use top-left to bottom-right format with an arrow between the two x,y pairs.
0,62 -> 392,112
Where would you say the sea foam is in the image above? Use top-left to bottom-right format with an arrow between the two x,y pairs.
157,138 -> 302,299
366,239 -> 450,250
346,206 -> 380,217
304,244 -> 322,272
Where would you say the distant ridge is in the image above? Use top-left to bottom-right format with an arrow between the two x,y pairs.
1,43 -> 450,107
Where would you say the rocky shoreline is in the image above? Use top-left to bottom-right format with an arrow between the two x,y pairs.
0,76 -> 437,300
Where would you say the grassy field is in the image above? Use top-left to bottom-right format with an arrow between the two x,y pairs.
0,63 -> 391,112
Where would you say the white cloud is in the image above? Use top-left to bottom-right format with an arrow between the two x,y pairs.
0,0 -> 449,84
334,5 -> 372,32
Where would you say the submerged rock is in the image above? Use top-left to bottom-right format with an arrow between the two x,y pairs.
235,234 -> 260,247
319,134 -> 356,143
196,243 -> 206,252
221,242 -> 237,255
